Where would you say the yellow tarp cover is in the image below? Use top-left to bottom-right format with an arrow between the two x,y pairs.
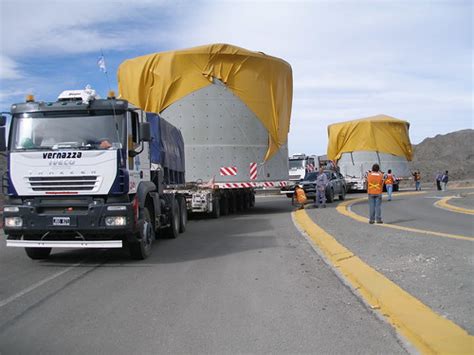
327,115 -> 413,161
117,43 -> 293,160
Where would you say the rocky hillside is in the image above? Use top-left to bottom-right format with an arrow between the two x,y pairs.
408,129 -> 474,182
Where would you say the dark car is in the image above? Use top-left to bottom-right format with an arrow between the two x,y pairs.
281,170 -> 347,203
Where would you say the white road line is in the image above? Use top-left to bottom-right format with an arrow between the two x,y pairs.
0,261 -> 83,308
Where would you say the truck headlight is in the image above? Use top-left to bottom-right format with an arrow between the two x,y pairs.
5,217 -> 23,227
4,206 -> 20,212
105,216 -> 127,226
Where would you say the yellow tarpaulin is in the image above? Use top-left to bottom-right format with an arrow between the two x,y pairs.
327,115 -> 413,161
117,43 -> 293,160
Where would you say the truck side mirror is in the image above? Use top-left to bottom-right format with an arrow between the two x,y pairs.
0,127 -> 6,151
140,122 -> 151,142
0,115 -> 6,127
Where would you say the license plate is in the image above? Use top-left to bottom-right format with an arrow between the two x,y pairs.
52,217 -> 70,226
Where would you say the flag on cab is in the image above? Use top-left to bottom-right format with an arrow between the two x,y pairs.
97,55 -> 107,73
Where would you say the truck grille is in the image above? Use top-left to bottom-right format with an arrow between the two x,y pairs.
28,176 -> 98,191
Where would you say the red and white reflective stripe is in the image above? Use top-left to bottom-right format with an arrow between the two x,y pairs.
220,166 -> 238,176
249,162 -> 257,180
306,164 -> 315,172
213,181 -> 290,189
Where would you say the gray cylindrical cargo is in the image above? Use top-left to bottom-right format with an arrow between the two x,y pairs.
161,80 -> 289,184
338,151 -> 410,178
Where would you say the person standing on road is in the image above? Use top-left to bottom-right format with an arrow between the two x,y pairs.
314,167 -> 329,208
294,185 -> 307,210
366,164 -> 384,224
435,172 -> 442,191
384,169 -> 395,201
441,170 -> 449,191
412,170 -> 421,191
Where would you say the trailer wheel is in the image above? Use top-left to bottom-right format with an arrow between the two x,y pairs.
129,206 -> 154,260
164,198 -> 180,239
220,196 -> 229,216
211,198 -> 220,218
25,247 -> 51,260
243,193 -> 251,210
229,194 -> 237,214
178,197 -> 187,233
249,192 -> 255,208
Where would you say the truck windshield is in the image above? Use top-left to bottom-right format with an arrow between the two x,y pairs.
10,113 -> 125,151
289,159 -> 304,169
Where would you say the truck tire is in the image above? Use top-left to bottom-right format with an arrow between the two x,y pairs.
25,247 -> 51,260
178,196 -> 187,233
164,198 -> 180,239
129,206 -> 154,260
211,198 -> 220,218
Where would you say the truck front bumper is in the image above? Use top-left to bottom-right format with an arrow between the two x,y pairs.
3,197 -> 137,247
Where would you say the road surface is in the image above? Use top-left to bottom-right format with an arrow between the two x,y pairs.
1,189 -> 472,353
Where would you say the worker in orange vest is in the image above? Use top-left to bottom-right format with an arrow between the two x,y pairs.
294,185 -> 307,210
366,163 -> 384,224
384,169 -> 395,201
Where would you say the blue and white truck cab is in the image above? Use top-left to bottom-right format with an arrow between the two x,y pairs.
0,87 -> 187,260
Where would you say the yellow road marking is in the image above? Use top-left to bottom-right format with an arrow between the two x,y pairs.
293,210 -> 474,354
337,193 -> 473,242
434,194 -> 474,215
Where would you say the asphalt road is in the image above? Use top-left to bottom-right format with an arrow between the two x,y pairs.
312,188 -> 473,334
0,196 -> 406,354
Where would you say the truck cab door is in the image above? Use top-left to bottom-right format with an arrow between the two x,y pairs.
127,110 -> 150,193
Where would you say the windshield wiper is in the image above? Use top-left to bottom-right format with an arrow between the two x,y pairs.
14,146 -> 53,151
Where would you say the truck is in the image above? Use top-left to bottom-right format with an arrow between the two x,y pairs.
288,153 -> 317,181
117,43 -> 293,217
327,115 -> 413,191
1,87 -> 188,260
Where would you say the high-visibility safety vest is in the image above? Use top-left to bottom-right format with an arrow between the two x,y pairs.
384,173 -> 394,185
367,171 -> 384,195
295,188 -> 307,204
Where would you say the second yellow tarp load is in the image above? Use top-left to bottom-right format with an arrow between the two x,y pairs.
327,114 -> 413,161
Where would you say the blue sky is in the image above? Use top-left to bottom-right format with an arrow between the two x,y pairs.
0,0 -> 472,156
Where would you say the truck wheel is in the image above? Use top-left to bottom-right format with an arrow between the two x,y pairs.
164,198 -> 180,239
25,247 -> 51,260
179,197 -> 187,233
129,206 -> 154,260
339,188 -> 346,201
211,198 -> 220,218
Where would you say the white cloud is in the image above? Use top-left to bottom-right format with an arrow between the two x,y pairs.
0,55 -> 22,80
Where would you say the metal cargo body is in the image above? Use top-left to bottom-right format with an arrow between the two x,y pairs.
160,80 -> 289,184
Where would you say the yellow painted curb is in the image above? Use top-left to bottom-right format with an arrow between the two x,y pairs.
435,195 -> 474,215
293,209 -> 474,354
337,193 -> 473,242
